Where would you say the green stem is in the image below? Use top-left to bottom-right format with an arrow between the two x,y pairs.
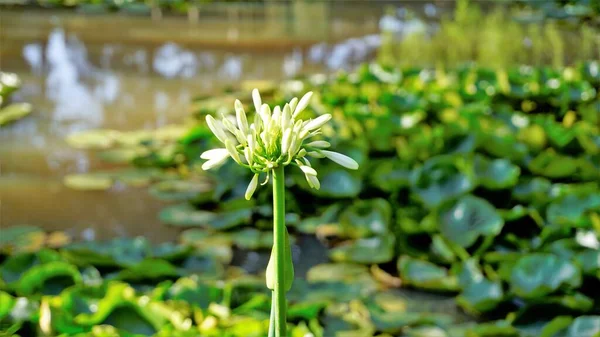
272,166 -> 287,337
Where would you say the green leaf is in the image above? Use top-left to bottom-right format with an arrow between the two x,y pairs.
575,250 -> 600,276
563,316 -> 600,337
63,173 -> 113,191
457,279 -> 504,314
546,193 -> 600,227
16,261 -> 82,296
528,149 -> 579,178
370,160 -> 412,192
159,203 -> 252,229
510,253 -> 581,299
474,154 -> 520,189
0,103 -> 32,126
266,229 -> 294,292
62,237 -> 151,268
439,195 -> 504,249
411,155 -> 475,209
149,179 -> 212,201
513,177 -> 552,205
397,256 -> 459,292
312,169 -> 362,198
338,199 -> 392,238
329,236 -> 395,264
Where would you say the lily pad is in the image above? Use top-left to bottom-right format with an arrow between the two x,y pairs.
439,195 -> 504,249
510,253 -> 581,299
66,129 -> 122,150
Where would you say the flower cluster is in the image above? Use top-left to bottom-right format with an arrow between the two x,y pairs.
200,89 -> 359,199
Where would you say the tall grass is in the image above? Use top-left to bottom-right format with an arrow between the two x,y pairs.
378,0 -> 600,68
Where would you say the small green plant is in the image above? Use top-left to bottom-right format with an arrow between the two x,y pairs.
200,89 -> 358,336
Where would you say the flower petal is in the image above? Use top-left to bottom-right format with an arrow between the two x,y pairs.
306,140 -> 330,148
281,104 -> 292,130
260,104 -> 272,128
201,154 -> 229,170
303,114 -> 332,132
281,128 -> 293,155
225,139 -> 242,164
293,91 -> 313,118
234,99 -> 249,134
307,151 -> 325,158
289,97 -> 299,114
306,174 -> 320,189
206,115 -> 228,143
200,148 -> 228,160
245,174 -> 259,200
321,150 -> 359,170
299,165 -> 317,176
252,88 -> 262,113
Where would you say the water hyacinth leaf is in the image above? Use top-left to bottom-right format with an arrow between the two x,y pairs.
510,253 -> 582,299
457,278 -> 504,314
0,103 -> 32,126
159,203 -> 251,229
561,316 -> 600,337
575,250 -> 600,276
338,199 -> 392,238
114,259 -> 180,281
397,256 -> 459,292
528,149 -> 579,178
0,225 -> 45,254
546,193 -> 600,227
149,179 -> 212,201
370,160 -> 412,192
311,169 -> 362,198
329,236 -> 395,264
62,237 -> 151,268
474,155 -> 521,189
305,263 -> 378,295
14,261 -> 82,296
512,177 -> 552,205
410,155 -> 475,209
63,173 -> 113,191
439,195 -> 504,249
0,291 -> 15,319
65,129 -> 122,149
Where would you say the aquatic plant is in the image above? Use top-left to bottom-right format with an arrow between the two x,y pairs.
199,89 -> 358,336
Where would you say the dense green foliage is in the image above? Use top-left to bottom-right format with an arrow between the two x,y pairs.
3,60 -> 599,336
380,0 -> 600,68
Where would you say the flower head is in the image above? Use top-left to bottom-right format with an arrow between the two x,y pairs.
201,89 -> 359,199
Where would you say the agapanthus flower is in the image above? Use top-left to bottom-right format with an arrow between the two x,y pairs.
200,89 -> 359,199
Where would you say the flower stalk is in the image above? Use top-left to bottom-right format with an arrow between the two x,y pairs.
200,89 -> 359,337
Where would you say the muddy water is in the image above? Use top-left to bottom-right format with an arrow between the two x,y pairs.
0,5 -> 384,241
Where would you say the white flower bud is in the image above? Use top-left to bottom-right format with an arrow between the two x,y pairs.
281,104 -> 292,130
299,165 -> 317,176
245,174 -> 259,200
293,91 -> 313,118
306,174 -> 320,189
321,150 -> 359,170
306,141 -> 330,148
303,114 -> 332,132
234,99 -> 249,135
200,148 -> 228,160
252,88 -> 262,113
281,128 -> 293,155
289,97 -> 298,114
260,104 -> 272,127
206,115 -> 228,144
307,151 -> 326,158
225,139 -> 242,164
201,154 -> 229,170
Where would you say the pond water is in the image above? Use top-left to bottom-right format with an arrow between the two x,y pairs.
0,4 -> 390,242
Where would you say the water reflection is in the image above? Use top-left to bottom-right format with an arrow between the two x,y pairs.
0,9 -> 384,240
